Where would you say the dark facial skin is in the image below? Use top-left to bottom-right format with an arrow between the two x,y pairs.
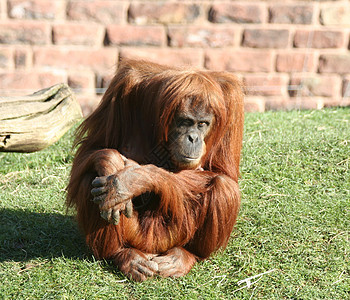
91,104 -> 214,223
168,104 -> 214,170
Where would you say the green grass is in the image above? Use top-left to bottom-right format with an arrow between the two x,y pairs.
0,108 -> 349,299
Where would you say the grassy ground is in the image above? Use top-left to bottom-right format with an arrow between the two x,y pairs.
0,108 -> 349,299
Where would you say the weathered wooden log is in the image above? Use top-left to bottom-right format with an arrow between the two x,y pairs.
0,83 -> 83,152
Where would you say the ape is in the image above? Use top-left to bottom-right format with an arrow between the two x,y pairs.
67,59 -> 244,281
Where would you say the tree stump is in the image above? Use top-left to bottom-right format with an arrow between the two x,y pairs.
0,83 -> 83,152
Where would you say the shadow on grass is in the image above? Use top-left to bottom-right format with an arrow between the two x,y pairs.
0,208 -> 87,262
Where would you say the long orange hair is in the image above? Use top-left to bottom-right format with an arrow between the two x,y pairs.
73,59 -> 244,181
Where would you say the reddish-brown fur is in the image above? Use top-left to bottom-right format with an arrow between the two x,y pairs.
66,59 -> 244,281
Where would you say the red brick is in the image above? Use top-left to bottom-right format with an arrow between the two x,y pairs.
276,52 -> 315,72
68,71 -> 95,93
96,72 -> 114,94
53,23 -> 105,46
67,0 -> 126,24
268,97 -> 326,111
168,26 -> 236,48
77,94 -> 101,116
119,48 -> 203,67
0,1 -> 5,19
243,29 -> 289,48
269,4 -> 314,24
324,98 -> 350,108
106,25 -> 165,47
320,6 -> 350,26
244,97 -> 265,112
265,98 -> 290,110
244,74 -> 288,97
319,55 -> 350,74
209,3 -> 265,24
284,98 -> 325,110
0,21 -> 50,44
14,48 -> 32,69
0,71 -> 66,94
342,76 -> 350,98
0,48 -> 13,69
128,3 -> 201,25
8,0 -> 65,20
289,75 -> 341,98
294,30 -> 345,49
34,48 -> 118,72
205,50 -> 273,73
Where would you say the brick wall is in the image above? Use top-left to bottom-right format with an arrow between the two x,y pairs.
0,0 -> 350,115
